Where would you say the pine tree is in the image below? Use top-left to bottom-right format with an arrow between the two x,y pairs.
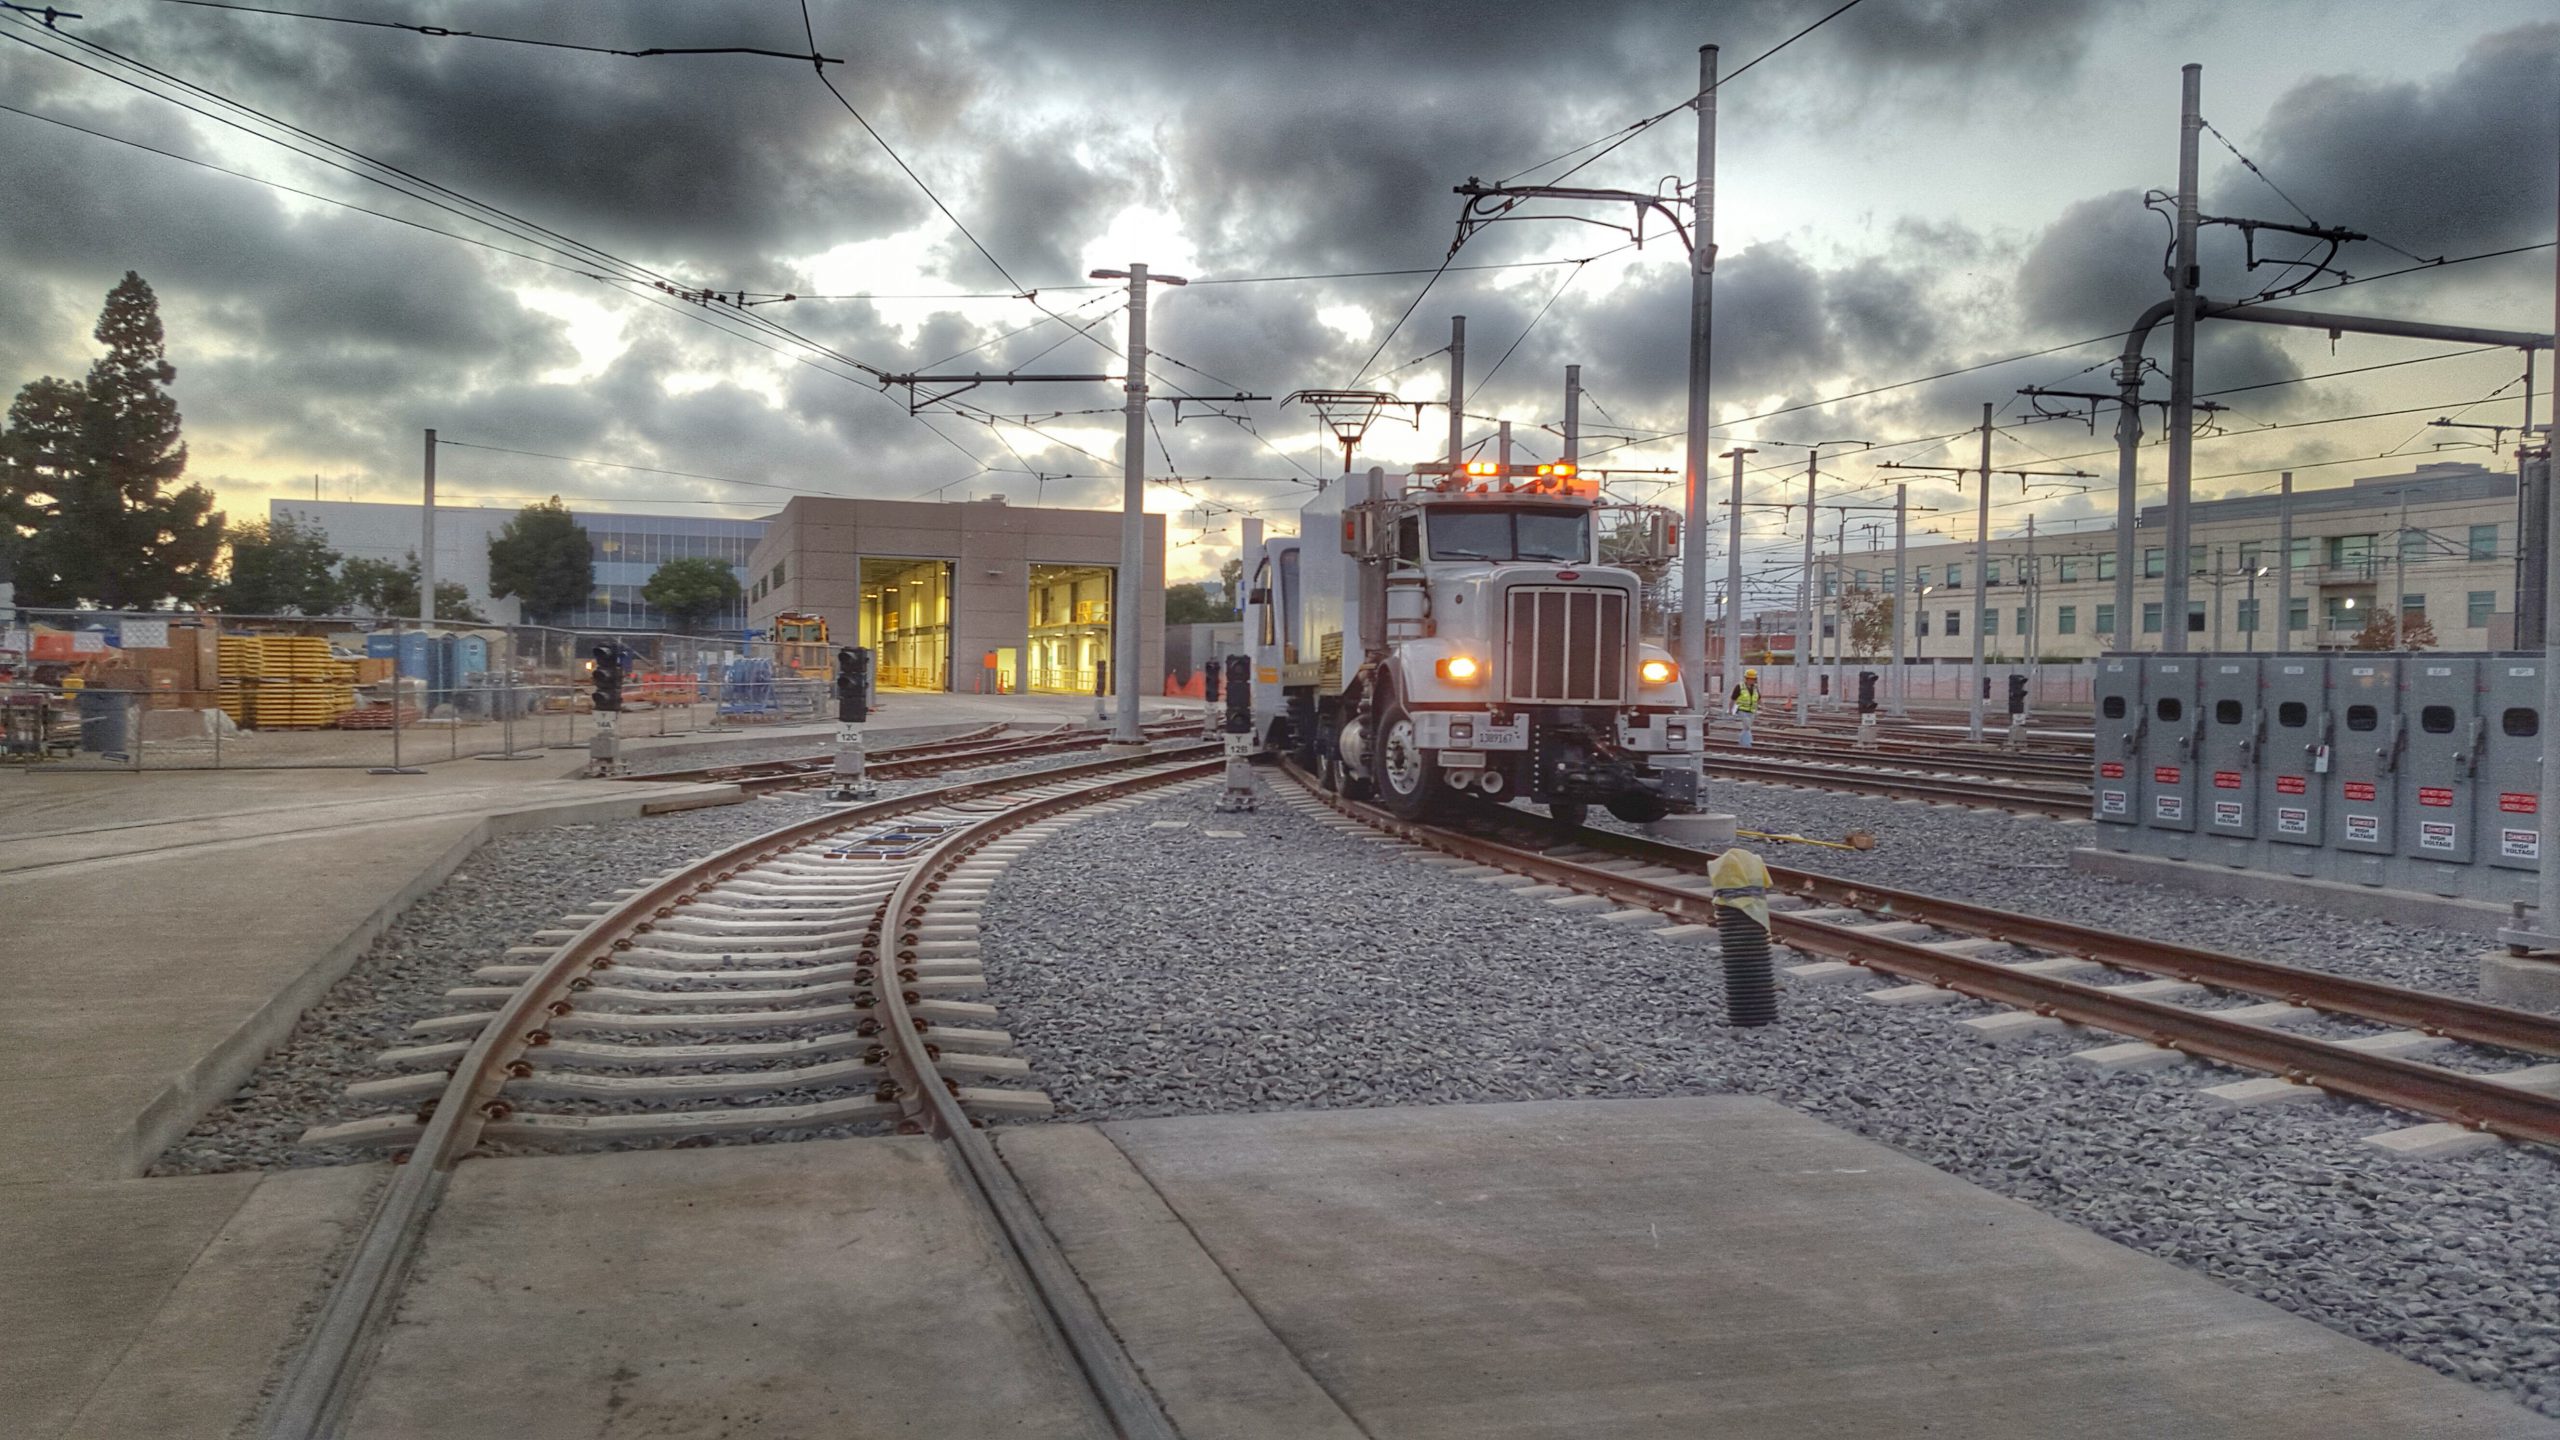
0,274 -> 224,608
486,497 -> 592,624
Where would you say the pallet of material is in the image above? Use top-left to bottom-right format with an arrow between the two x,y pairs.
336,703 -> 423,730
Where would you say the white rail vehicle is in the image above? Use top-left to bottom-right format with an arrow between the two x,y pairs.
1246,459 -> 1701,824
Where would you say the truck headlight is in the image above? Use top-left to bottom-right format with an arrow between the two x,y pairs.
1436,656 -> 1484,684
1639,659 -> 1677,685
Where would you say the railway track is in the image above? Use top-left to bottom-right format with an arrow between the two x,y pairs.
1706,737 -> 2092,785
1279,760 -> 2560,1155
625,718 -> 1200,793
1700,752 -> 2093,817
266,743 -> 1216,1439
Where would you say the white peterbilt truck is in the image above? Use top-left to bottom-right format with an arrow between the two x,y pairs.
1245,459 -> 1701,824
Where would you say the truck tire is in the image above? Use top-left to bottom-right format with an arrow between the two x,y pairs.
1606,794 -> 1670,824
1374,698 -> 1439,819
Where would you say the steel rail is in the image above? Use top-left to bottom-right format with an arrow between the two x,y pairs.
260,742 -> 1214,1439
1281,764 -> 2560,1149
630,720 -> 1200,792
1705,739 -> 2091,783
1698,755 -> 2091,816
1566,824 -> 2560,1059
868,766 -> 1199,1440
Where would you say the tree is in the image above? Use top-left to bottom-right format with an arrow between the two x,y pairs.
2350,610 -> 2438,652
0,273 -> 224,608
1840,588 -> 1895,657
642,556 -> 741,633
339,551 -> 483,622
1165,581 -> 1228,625
486,496 -> 591,624
1218,557 -> 1244,614
218,514 -> 341,614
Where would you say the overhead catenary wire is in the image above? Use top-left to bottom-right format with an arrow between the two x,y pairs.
141,0 -> 843,64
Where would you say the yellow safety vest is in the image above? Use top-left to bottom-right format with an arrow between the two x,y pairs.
1733,685 -> 1759,714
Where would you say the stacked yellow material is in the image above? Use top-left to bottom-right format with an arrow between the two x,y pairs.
215,635 -> 262,725
256,635 -> 338,679
237,636 -> 354,728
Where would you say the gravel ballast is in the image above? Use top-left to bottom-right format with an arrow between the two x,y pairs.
978,772 -> 2560,1420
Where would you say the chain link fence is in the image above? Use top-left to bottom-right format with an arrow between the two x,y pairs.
3,609 -> 833,771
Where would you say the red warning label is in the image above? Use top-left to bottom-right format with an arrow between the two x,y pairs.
2213,771 -> 2243,789
2276,776 -> 2307,795
2418,787 -> 2455,808
2501,792 -> 2538,814
2154,766 -> 2182,784
2344,781 -> 2377,802
2099,762 -> 2125,779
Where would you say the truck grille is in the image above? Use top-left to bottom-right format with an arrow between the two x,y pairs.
1504,586 -> 1628,704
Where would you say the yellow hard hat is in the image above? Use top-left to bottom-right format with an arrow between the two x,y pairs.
1744,667 -> 1759,679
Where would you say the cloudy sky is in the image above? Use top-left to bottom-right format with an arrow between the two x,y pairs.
2,0 -> 2552,595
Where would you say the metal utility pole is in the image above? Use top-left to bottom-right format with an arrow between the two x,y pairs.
1795,455 -> 1819,722
2162,62 -> 2204,654
1721,445 -> 1753,702
1498,419 -> 1513,473
2277,471 -> 2295,654
1447,316 -> 1467,469
2393,490 -> 2411,643
1563,364 -> 1582,465
2024,514 -> 2039,712
2211,544 -> 2227,650
1970,402 -> 1994,740
1092,263 -> 1189,745
1679,44 -> 1721,701
1831,513 -> 1851,705
1891,483 -> 1908,715
2508,167 -> 2560,956
419,429 -> 437,624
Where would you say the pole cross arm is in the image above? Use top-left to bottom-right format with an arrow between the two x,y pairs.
876,372 -> 1124,414
2201,299 -> 2553,351
1452,180 -> 1693,254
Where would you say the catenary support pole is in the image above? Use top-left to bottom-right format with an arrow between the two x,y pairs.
1678,43 -> 1720,701
1447,316 -> 1466,470
1563,364 -> 1582,465
2024,514 -> 2038,716
1722,445 -> 1751,705
1796,453 -> 1818,724
2162,62 -> 2203,655
1969,402 -> 1992,741
1832,514 -> 1849,706
1113,264 -> 1153,745
1498,420 -> 1512,474
2393,491 -> 2411,644
2277,471 -> 2294,655
419,429 -> 436,624
1890,483 -> 1908,716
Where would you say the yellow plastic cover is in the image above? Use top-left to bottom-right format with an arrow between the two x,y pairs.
1707,847 -> 1770,930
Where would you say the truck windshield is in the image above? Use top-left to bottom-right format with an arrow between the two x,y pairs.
1428,508 -> 1590,563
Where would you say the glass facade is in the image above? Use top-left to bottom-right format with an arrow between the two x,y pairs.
566,514 -> 762,632
860,558 -> 953,690
1027,564 -> 1116,694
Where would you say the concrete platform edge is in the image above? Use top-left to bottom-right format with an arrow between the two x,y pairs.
2070,845 -> 2513,938
111,782 -> 744,1177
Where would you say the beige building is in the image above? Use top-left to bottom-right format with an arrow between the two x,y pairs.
745,496 -> 1165,696
1809,460 -> 2528,661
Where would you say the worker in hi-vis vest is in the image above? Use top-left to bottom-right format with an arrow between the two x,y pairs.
1728,667 -> 1761,748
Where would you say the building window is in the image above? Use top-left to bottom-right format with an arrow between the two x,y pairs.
2187,601 -> 2205,633
2142,602 -> 2163,634
2094,603 -> 2115,636
2143,547 -> 2163,578
1822,570 -> 1838,598
2401,593 -> 2426,621
2058,556 -> 2080,582
2400,528 -> 2430,565
2325,534 -> 2375,568
2237,598 -> 2259,634
1917,612 -> 1930,637
1945,563 -> 1962,587
2288,536 -> 2312,570
2325,595 -> 2363,627
2097,552 -> 2116,580
1944,610 -> 1961,637
2057,605 -> 2077,635
2015,607 -> 2028,633
2469,590 -> 2496,627
2470,524 -> 2500,560
2238,542 -> 2262,572
2288,596 -> 2309,632
770,561 -> 786,587
1985,560 -> 2002,586
2188,543 -> 2206,576
1883,566 -> 1898,589
1985,609 -> 1999,636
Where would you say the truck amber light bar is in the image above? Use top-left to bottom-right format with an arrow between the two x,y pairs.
1437,656 -> 1485,683
1640,659 -> 1677,685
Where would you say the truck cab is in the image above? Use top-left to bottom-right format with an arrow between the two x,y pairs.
1248,460 -> 1699,825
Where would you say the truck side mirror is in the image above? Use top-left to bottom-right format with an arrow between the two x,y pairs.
1247,587 -> 1271,605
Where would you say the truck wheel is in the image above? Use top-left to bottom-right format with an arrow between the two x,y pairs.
1548,799 -> 1590,832
1606,794 -> 1670,824
1375,699 -> 1439,819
